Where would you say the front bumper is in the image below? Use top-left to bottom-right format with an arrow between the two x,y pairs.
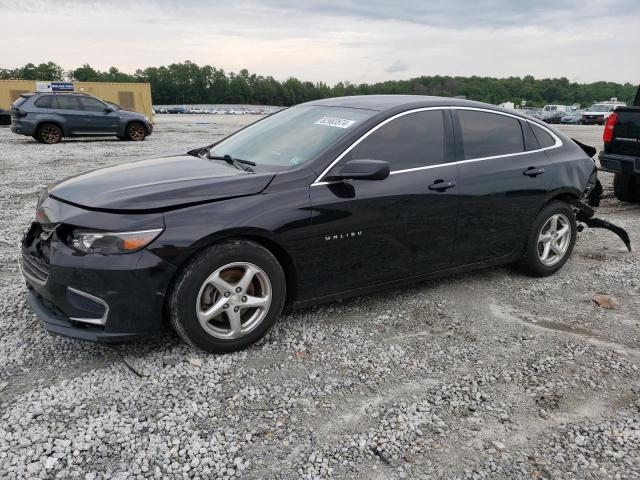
20,196 -> 176,342
599,152 -> 640,174
20,240 -> 176,342
26,289 -> 145,342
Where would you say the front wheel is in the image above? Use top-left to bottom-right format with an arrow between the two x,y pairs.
168,240 -> 286,353
125,122 -> 147,141
521,201 -> 577,277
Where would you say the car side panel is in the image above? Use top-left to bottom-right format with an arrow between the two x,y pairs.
157,182 -> 315,299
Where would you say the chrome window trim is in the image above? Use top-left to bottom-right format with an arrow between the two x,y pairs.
311,105 -> 563,186
67,287 -> 109,326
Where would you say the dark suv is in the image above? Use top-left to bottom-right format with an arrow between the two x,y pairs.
10,92 -> 153,144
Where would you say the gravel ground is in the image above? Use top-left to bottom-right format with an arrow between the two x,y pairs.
1,116 -> 639,480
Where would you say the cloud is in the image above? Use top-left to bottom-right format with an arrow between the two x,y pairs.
1,0 -> 638,84
385,61 -> 409,73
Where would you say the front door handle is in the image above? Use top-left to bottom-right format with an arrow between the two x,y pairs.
428,179 -> 457,192
523,167 -> 545,177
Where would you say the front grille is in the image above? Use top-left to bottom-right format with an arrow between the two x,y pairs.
20,250 -> 50,285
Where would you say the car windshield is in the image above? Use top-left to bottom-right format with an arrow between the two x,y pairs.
207,105 -> 375,169
107,101 -> 121,110
587,104 -> 610,112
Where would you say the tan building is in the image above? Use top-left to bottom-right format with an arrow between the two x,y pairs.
0,80 -> 154,119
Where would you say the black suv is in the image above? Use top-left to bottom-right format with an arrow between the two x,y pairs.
10,92 -> 153,144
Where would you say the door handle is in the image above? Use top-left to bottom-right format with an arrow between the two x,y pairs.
428,179 -> 457,191
523,167 -> 545,177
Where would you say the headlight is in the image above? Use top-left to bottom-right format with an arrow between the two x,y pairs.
67,228 -> 163,254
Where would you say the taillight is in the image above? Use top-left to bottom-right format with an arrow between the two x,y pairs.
603,112 -> 617,142
13,109 -> 27,118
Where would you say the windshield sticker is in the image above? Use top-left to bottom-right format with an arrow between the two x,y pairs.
315,117 -> 357,129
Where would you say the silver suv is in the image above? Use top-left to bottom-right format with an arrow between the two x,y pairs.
10,92 -> 153,144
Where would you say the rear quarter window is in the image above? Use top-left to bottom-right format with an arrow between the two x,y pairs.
35,96 -> 54,108
530,123 -> 556,148
11,97 -> 28,108
457,110 -> 524,159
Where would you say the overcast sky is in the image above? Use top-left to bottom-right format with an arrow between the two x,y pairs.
2,0 -> 639,84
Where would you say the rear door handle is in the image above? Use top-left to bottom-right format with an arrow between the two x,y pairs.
523,167 -> 545,177
428,179 -> 457,191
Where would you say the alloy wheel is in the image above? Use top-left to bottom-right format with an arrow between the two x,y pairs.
41,125 -> 61,144
128,124 -> 146,141
195,262 -> 272,339
537,213 -> 572,267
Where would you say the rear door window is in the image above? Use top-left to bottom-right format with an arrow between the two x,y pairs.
457,110 -> 524,159
56,95 -> 82,110
348,110 -> 446,170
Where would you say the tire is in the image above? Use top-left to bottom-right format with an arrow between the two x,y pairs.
36,123 -> 62,144
613,173 -> 640,204
521,201 -> 577,277
125,122 -> 147,141
168,240 -> 286,353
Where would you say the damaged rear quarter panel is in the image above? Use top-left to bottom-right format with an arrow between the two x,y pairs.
544,137 -> 596,199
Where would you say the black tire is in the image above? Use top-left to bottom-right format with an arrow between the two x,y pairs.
36,123 -> 62,144
521,201 -> 577,277
613,173 -> 640,204
168,240 -> 286,353
125,122 -> 147,141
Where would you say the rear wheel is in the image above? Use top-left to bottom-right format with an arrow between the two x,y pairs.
125,122 -> 147,141
613,173 -> 640,204
522,201 -> 577,277
168,240 -> 286,353
36,123 -> 62,144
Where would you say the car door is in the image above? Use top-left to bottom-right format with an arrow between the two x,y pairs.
453,108 -> 553,266
77,96 -> 120,134
304,108 -> 460,299
53,95 -> 87,134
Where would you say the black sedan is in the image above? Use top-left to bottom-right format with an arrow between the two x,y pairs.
21,95 -> 612,352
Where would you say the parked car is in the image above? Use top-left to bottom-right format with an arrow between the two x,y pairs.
598,86 -> 640,203
519,107 -> 543,119
21,95 -> 628,353
541,105 -> 574,124
560,110 -> 583,124
10,92 -> 153,144
0,108 -> 11,125
581,102 -> 626,125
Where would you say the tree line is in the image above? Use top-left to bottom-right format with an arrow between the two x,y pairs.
1,61 -> 636,108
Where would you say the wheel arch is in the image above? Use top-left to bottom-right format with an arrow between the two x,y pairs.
36,120 -> 66,137
537,188 -> 583,215
124,119 -> 151,135
164,228 -> 299,306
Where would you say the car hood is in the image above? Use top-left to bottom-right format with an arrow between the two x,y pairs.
48,154 -> 275,211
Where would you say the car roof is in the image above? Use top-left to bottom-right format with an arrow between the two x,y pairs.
303,94 -> 533,120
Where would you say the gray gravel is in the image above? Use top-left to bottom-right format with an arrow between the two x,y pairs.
1,116 -> 639,479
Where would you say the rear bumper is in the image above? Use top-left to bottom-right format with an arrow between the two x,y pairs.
599,152 -> 640,174
581,117 -> 605,125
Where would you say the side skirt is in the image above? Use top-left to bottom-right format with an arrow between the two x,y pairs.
287,252 -> 519,312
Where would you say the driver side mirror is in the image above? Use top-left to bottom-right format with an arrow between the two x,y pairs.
327,159 -> 390,181
103,107 -> 114,114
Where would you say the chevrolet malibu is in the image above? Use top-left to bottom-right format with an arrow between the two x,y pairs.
21,95 -> 613,353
